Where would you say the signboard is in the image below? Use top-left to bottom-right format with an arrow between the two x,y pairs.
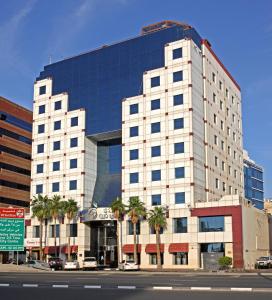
25,238 -> 41,248
81,207 -> 114,222
0,208 -> 25,251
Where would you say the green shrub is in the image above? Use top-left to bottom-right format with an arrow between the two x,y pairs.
218,256 -> 232,268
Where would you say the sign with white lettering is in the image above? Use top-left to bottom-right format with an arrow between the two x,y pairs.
0,208 -> 25,251
81,207 -> 114,222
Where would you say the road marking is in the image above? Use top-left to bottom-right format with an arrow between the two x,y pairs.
84,285 -> 101,289
153,286 -> 173,290
118,286 -> 136,289
191,287 -> 212,291
52,284 -> 69,288
0,283 -> 10,287
22,284 -> 38,288
230,287 -> 252,292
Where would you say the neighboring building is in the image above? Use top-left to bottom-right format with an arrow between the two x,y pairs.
25,21 -> 270,269
0,96 -> 32,208
243,150 -> 264,209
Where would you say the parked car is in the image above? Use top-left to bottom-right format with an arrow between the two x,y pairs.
64,260 -> 80,270
82,257 -> 97,271
27,260 -> 50,270
119,260 -> 139,271
256,256 -> 272,268
48,257 -> 64,270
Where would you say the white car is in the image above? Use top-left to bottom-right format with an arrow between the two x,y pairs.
82,257 -> 97,270
64,260 -> 80,270
119,260 -> 139,271
27,260 -> 50,270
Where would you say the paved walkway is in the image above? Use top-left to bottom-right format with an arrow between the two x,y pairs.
0,264 -> 46,272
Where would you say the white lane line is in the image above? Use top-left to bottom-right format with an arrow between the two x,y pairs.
118,286 -> 136,289
52,284 -> 69,288
191,287 -> 212,291
0,283 -> 10,287
84,285 -> 101,289
22,284 -> 38,288
153,286 -> 173,290
230,287 -> 252,292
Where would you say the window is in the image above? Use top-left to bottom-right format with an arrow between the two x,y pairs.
130,126 -> 138,137
53,161 -> 60,171
53,141 -> 61,151
173,217 -> 187,233
151,145 -> 161,157
228,146 -> 231,155
54,120 -> 61,130
37,144 -> 44,154
220,120 -> 224,130
54,101 -> 62,110
228,166 -> 232,175
174,118 -> 184,129
229,186 -> 232,194
49,224 -> 60,238
150,226 -> 163,234
174,142 -> 184,154
222,161 -> 225,171
36,164 -> 43,174
67,224 -> 77,237
173,252 -> 188,265
175,192 -> 185,204
150,253 -> 164,265
152,194 -> 161,206
219,81 -> 222,90
39,85 -> 46,95
234,151 -> 237,159
151,99 -> 160,110
173,71 -> 183,82
69,180 -> 77,190
151,76 -> 160,87
212,72 -> 216,83
33,226 -> 40,238
70,158 -> 77,169
173,47 -> 182,59
152,170 -> 161,181
214,135 -> 218,145
130,172 -> 138,184
234,169 -> 237,178
150,122 -> 160,134
52,182 -> 59,192
215,178 -> 219,189
130,149 -> 138,160
213,114 -> 217,124
38,104 -> 45,114
227,127 -> 230,136
71,117 -> 78,127
226,88 -> 229,98
233,132 -> 236,141
213,93 -> 216,103
222,182 -> 226,192
199,216 -> 224,232
214,156 -> 218,166
173,94 -> 183,106
221,140 -> 224,151
175,167 -> 185,179
38,124 -> 45,134
130,103 -> 138,115
70,137 -> 78,148
128,220 -> 140,235
36,184 -> 43,194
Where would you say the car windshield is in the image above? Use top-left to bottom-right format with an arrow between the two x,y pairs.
84,258 -> 96,262
126,260 -> 135,264
259,257 -> 269,260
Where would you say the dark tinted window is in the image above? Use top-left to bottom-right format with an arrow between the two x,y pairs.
151,76 -> 160,87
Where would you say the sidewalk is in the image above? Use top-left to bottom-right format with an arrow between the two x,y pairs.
0,264 -> 48,272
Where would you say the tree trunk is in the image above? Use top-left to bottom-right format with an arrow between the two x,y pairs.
116,219 -> 120,266
67,219 -> 71,261
39,221 -> 43,261
54,217 -> 57,258
156,228 -> 161,270
119,220 -> 123,263
133,222 -> 138,265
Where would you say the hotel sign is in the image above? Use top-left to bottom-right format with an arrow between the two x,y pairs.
81,207 -> 114,222
0,208 -> 25,251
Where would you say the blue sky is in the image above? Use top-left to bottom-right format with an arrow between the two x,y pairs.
0,0 -> 271,196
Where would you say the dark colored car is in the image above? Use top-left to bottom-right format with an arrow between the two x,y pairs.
48,257 -> 64,270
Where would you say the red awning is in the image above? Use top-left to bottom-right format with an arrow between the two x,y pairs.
168,243 -> 189,253
123,244 -> 141,253
145,244 -> 164,253
44,245 -> 78,254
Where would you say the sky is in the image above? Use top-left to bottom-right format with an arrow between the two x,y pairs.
0,0 -> 271,196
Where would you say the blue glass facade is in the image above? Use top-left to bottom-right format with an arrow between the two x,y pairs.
244,159 -> 264,209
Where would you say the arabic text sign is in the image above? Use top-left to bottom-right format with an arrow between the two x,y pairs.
0,208 -> 25,251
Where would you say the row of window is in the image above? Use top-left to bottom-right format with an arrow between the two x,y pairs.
129,94 -> 183,115
214,135 -> 242,155
35,180 -> 77,194
129,118 -> 184,137
214,156 -> 239,178
215,178 -> 239,194
32,224 -> 77,238
37,137 -> 78,153
128,216 -> 224,235
37,117 -> 78,134
38,100 -> 61,114
211,93 -> 240,121
129,167 -> 185,183
150,70 -> 183,88
36,158 -> 78,174
129,142 -> 184,160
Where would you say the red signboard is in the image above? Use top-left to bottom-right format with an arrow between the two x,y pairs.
0,208 -> 25,219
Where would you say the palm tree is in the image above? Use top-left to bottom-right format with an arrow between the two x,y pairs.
127,197 -> 146,265
147,206 -> 167,270
48,195 -> 62,257
58,201 -> 67,258
31,194 -> 50,260
63,199 -> 79,261
110,197 -> 126,266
